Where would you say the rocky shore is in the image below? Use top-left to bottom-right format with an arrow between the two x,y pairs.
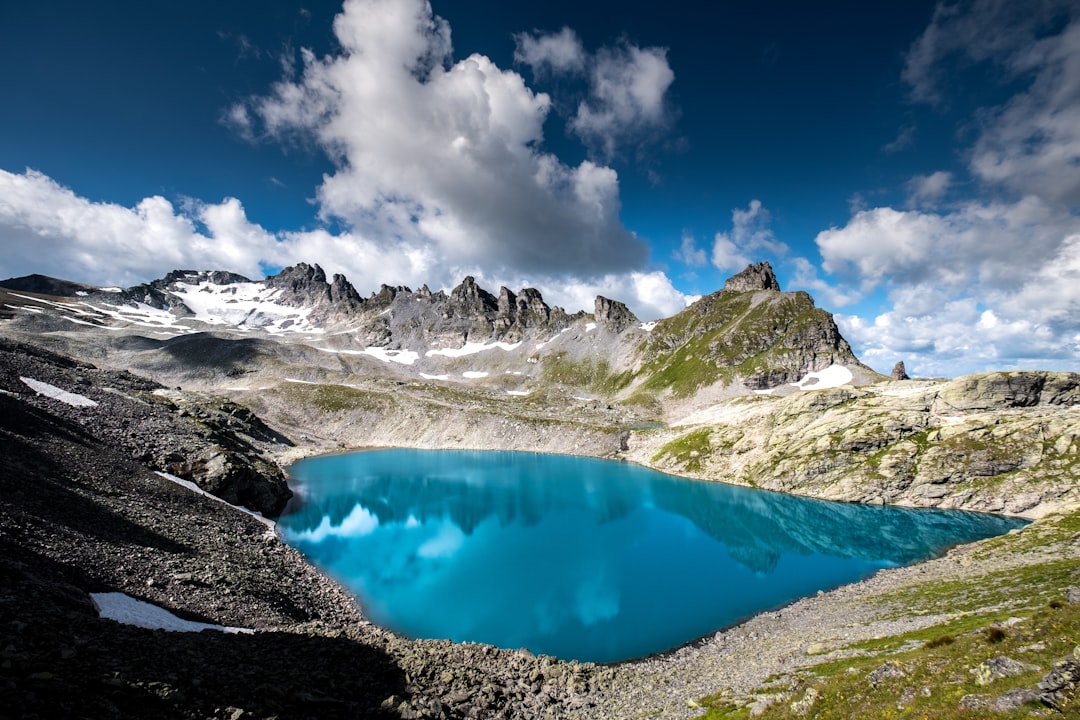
2,335 -> 1078,719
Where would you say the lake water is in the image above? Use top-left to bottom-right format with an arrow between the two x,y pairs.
278,449 -> 1026,663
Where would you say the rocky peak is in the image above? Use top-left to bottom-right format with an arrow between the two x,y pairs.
594,296 -> 638,333
329,273 -> 363,306
450,276 -> 499,317
161,270 -> 251,287
264,263 -> 367,317
891,361 -> 910,381
265,263 -> 330,306
723,261 -> 781,293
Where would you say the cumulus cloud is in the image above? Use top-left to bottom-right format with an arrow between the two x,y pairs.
0,166 -> 696,319
238,0 -> 650,279
710,200 -> 787,272
788,257 -> 861,309
0,1 -> 693,319
513,27 -> 586,75
805,1 -> 1080,376
569,43 -> 675,159
674,233 -> 707,267
906,171 -> 952,207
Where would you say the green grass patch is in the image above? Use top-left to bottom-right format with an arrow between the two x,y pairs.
652,428 -> 714,471
539,351 -> 633,395
272,382 -> 389,413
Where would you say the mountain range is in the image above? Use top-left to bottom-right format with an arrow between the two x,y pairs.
3,258 -> 1080,718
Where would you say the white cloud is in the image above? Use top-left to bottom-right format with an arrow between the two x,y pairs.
569,43 -> 675,159
906,171 -> 952,207
812,0 -> 1080,378
674,233 -> 707,267
241,0 -> 649,279
710,199 -> 787,272
710,234 -> 750,273
513,27 -> 586,75
0,166 -> 695,320
0,168 -> 267,286
548,270 -> 692,322
788,257 -> 861,308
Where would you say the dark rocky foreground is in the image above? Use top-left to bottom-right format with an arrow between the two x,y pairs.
0,337 -> 604,719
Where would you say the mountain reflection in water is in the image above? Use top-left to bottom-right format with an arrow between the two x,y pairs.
279,449 -> 1026,662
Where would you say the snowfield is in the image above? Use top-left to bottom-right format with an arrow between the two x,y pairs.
91,592 -> 253,634
20,377 -> 98,407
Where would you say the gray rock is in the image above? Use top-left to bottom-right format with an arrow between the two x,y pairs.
723,261 -> 781,293
1038,656 -> 1080,710
891,361 -> 909,381
973,655 -> 1040,686
1066,586 -> 1080,604
593,295 -> 638,333
867,661 -> 906,686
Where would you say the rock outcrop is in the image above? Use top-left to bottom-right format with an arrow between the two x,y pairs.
594,296 -> 638,333
723,261 -> 781,293
0,336 -> 292,516
266,262 -> 366,316
891,361 -> 910,380
632,370 -> 1080,517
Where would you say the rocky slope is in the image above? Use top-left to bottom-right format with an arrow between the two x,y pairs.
631,372 -> 1080,518
0,335 -> 609,719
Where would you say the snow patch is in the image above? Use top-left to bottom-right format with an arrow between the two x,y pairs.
506,390 -> 530,396
20,377 -> 98,407
359,347 -> 420,365
154,471 -> 275,529
425,341 -> 522,358
91,592 -> 253,634
168,281 -> 323,335
462,371 -> 489,379
639,321 -> 657,332
585,322 -> 597,332
790,365 -> 853,390
284,378 -> 317,385
419,373 -> 450,381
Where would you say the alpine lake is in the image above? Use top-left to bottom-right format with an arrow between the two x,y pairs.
277,449 -> 1026,663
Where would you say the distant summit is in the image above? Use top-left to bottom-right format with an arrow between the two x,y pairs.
722,261 -> 781,293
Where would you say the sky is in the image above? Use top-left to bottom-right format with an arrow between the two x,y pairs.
1,0 -> 1078,378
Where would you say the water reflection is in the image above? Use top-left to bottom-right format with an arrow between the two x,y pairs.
278,449 -> 1025,662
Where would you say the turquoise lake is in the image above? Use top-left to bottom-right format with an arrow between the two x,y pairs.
278,449 -> 1026,663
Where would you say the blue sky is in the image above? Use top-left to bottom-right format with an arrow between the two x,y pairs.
1,0 -> 1078,377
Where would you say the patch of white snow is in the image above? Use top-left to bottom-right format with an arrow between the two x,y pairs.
506,390 -> 530,396
585,322 -> 597,332
154,471 -> 275,529
462,371 -> 489,379
425,341 -> 522,358
20,377 -> 98,407
790,365 -> 853,390
360,347 -> 420,365
91,592 -> 252,634
419,373 -> 450,381
639,321 -> 657,332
